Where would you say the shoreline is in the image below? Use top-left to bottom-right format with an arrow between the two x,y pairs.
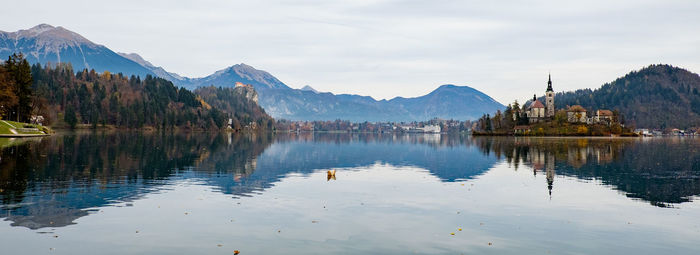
0,133 -> 51,138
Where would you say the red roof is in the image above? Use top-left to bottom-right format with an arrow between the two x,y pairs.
567,105 -> 586,112
530,100 -> 544,108
597,110 -> 613,116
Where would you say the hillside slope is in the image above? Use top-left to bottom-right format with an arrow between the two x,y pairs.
556,64 -> 700,129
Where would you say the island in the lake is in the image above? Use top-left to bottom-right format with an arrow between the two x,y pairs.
473,74 -> 637,136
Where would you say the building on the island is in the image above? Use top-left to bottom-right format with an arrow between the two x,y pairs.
525,95 -> 546,123
545,74 -> 555,118
594,110 -> 614,125
566,105 -> 587,123
517,74 -> 556,124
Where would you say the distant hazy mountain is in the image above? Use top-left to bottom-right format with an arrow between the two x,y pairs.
184,63 -> 289,90
300,85 -> 319,93
117,52 -> 185,82
556,64 -> 700,129
1,24 -> 504,122
257,84 -> 504,122
0,24 -> 155,77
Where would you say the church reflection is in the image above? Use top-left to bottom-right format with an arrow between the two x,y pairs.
525,139 -> 619,196
473,137 -> 700,207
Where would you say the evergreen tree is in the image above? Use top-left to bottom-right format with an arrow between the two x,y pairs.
0,65 -> 18,118
5,53 -> 32,122
64,105 -> 77,129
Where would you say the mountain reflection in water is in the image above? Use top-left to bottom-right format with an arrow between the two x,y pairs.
0,132 -> 698,231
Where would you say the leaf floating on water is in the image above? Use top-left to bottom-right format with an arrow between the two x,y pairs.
234,250 -> 240,254
450,232 -> 455,235
217,244 -> 223,247
184,212 -> 189,215
458,228 -> 462,231
311,220 -> 319,223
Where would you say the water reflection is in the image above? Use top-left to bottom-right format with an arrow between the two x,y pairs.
0,132 -> 272,229
473,137 -> 700,207
0,133 -> 698,232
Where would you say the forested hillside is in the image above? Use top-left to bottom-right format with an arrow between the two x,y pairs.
28,62 -> 272,130
195,86 -> 273,130
30,63 -> 228,129
555,64 -> 700,129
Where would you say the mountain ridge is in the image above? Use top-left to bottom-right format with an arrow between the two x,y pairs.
0,24 -> 155,77
1,24 -> 505,122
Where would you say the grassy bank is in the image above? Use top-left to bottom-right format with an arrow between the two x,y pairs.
0,120 -> 52,136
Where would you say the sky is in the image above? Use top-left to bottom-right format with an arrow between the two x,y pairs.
2,0 -> 700,104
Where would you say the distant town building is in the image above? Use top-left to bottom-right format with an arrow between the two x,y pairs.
419,125 -> 441,133
234,82 -> 253,88
30,115 -> 44,126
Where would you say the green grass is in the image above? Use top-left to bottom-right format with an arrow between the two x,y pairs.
0,120 -> 51,136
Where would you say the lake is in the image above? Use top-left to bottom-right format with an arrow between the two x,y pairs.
0,132 -> 699,254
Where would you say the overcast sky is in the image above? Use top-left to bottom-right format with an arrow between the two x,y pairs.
2,0 -> 699,104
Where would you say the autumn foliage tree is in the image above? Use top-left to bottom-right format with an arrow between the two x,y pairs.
30,63 -> 231,129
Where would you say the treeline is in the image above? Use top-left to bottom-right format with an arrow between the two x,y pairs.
30,62 -> 230,129
22,56 -> 276,130
555,64 -> 700,129
195,86 -> 273,130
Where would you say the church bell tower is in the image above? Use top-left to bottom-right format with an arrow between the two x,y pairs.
545,73 -> 555,118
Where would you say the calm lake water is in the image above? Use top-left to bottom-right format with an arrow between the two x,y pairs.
0,132 -> 699,254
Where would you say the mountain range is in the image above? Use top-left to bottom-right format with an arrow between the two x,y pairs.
0,24 -> 504,122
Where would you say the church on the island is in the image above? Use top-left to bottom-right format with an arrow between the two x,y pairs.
523,74 -> 555,123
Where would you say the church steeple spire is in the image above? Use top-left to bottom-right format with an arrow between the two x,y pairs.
546,73 -> 553,92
